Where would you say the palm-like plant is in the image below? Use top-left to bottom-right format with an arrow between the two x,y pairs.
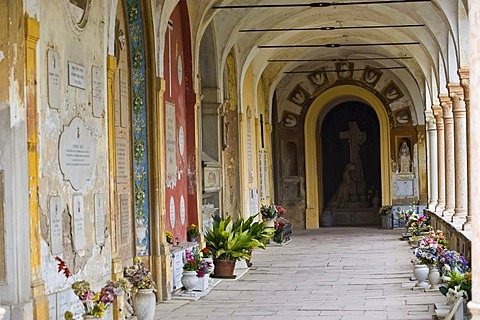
205,215 -> 273,261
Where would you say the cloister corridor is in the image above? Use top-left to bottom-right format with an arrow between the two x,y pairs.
155,228 -> 445,320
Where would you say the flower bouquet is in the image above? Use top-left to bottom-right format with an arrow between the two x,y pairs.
201,247 -> 212,258
260,204 -> 278,220
185,249 -> 212,277
123,257 -> 156,293
55,257 -> 130,319
413,237 -> 443,266
187,224 -> 199,242
165,230 -> 173,244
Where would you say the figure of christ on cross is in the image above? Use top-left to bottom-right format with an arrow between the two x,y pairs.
339,121 -> 367,202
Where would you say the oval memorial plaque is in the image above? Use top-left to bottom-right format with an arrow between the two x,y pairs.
59,117 -> 96,191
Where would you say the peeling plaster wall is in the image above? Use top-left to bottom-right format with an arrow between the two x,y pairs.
0,1 -> 33,317
34,0 -> 111,315
223,53 -> 241,217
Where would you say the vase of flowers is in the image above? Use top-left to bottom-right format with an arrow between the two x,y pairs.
165,230 -> 173,245
413,263 -> 430,288
55,257 -> 130,319
124,257 -> 156,320
260,204 -> 278,227
378,205 -> 393,229
201,247 -> 214,274
187,224 -> 199,242
182,257 -> 199,292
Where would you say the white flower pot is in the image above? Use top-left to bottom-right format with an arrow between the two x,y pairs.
428,266 -> 441,289
193,274 -> 209,292
265,219 -> 275,228
203,257 -> 214,274
181,271 -> 198,292
413,264 -> 429,288
133,288 -> 156,320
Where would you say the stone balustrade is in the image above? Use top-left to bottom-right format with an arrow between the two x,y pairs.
424,209 -> 472,263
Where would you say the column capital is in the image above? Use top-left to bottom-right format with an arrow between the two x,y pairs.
458,69 -> 470,105
425,110 -> 436,130
447,83 -> 464,99
439,94 -> 453,118
432,104 -> 443,121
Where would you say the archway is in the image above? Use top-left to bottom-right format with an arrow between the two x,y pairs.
304,85 -> 391,229
321,101 -> 381,225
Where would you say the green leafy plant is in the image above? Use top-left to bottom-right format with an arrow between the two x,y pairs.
205,215 -> 270,261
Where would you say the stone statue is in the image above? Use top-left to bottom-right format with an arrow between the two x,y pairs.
340,121 -> 367,200
398,141 -> 411,173
327,163 -> 355,208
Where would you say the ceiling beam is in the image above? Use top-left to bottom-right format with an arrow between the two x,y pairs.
213,0 -> 431,9
268,57 -> 413,62
284,66 -> 407,73
240,24 -> 425,32
259,42 -> 420,48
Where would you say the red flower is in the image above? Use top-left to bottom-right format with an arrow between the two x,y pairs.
55,256 -> 72,278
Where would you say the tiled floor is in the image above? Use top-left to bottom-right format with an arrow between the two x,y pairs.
154,227 -> 446,319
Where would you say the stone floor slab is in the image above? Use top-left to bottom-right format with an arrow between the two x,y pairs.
154,227 -> 446,319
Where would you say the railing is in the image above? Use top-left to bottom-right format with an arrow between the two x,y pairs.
424,209 -> 472,263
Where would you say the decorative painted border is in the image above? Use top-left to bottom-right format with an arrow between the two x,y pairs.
125,0 -> 150,255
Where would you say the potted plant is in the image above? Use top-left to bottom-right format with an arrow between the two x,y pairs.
124,257 -> 157,320
378,205 -> 393,229
181,255 -> 199,292
165,230 -> 173,244
55,257 -> 130,319
204,215 -> 267,277
187,224 -> 199,242
260,204 -> 278,227
201,247 -> 214,273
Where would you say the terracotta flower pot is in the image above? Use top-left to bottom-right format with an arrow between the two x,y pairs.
213,259 -> 235,277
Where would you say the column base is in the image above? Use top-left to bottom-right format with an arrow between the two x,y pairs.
427,202 -> 437,212
467,301 -> 480,316
442,207 -> 454,217
462,218 -> 472,231
435,202 -> 445,213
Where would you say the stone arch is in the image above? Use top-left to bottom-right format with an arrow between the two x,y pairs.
304,85 -> 391,229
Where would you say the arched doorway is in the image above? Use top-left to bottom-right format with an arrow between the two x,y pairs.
304,85 -> 391,229
321,101 -> 381,225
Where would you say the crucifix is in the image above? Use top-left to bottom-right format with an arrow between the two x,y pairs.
339,121 -> 367,201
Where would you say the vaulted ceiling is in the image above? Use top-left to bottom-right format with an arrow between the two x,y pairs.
184,0 -> 468,122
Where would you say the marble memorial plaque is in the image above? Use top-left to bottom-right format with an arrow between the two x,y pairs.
116,137 -> 129,184
120,69 -> 129,128
114,72 -> 121,127
68,61 -> 86,89
166,102 -> 177,181
47,49 -> 61,109
49,195 -> 63,255
92,65 -> 103,117
180,195 -> 185,225
397,179 -> 414,197
119,193 -> 131,245
72,194 -> 86,251
0,171 -> 5,282
94,193 -> 105,245
59,117 -> 96,190
169,196 -> 175,228
57,289 -> 83,319
48,294 -> 56,320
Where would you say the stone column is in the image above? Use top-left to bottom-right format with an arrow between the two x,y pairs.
448,84 -> 468,223
459,69 -> 472,230
432,105 -> 446,213
426,112 -> 438,211
468,0 -> 480,316
439,94 -> 455,217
